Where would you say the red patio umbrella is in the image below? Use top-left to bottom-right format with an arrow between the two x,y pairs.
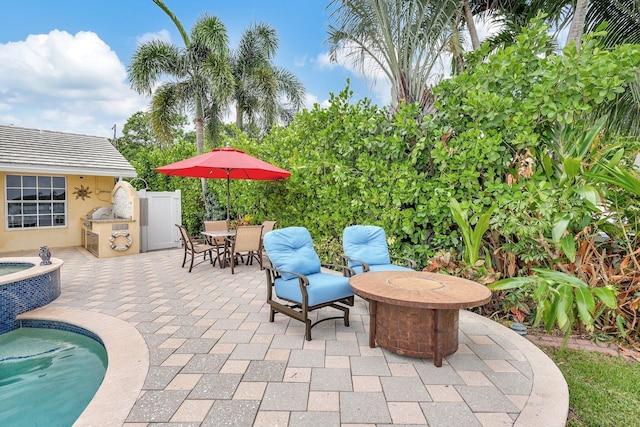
156,144 -> 291,221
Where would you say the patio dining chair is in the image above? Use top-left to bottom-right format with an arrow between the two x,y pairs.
342,225 -> 416,276
175,224 -> 215,273
229,225 -> 264,274
204,220 -> 229,266
257,220 -> 277,269
263,226 -> 354,340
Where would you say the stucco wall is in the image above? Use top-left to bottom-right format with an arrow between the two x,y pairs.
0,173 -> 115,253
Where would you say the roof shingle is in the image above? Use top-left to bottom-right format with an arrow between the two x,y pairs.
0,125 -> 137,177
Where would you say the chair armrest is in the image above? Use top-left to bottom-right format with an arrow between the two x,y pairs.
264,264 -> 310,287
391,256 -> 417,269
341,256 -> 370,272
322,262 -> 356,277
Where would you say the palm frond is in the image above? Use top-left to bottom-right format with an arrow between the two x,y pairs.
150,83 -> 184,144
326,0 -> 460,111
191,14 -> 230,57
586,0 -> 640,46
128,41 -> 182,95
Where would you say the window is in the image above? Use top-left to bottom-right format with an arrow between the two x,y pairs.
5,175 -> 67,229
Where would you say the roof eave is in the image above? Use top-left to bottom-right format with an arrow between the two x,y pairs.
0,163 -> 137,178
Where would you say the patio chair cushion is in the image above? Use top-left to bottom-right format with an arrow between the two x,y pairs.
263,227 -> 321,280
274,273 -> 353,307
350,263 -> 414,275
343,225 -> 391,268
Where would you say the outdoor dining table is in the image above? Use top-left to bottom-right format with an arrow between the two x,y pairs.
349,270 -> 492,367
201,230 -> 236,268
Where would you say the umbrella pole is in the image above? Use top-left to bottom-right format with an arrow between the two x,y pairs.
226,173 -> 231,223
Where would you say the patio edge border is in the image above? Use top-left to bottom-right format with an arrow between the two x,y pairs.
461,310 -> 569,427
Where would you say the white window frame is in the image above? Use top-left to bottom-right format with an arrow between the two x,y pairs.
5,174 -> 67,230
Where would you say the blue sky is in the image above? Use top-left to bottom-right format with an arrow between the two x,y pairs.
0,0 -> 388,138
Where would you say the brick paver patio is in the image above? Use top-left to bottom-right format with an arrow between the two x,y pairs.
3,246 -> 568,426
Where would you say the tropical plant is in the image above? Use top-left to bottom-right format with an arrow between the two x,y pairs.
449,198 -> 494,266
230,22 -> 305,134
489,268 -> 617,345
128,0 -> 233,154
326,0 -> 460,114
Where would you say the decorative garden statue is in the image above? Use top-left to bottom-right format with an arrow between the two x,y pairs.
39,245 -> 52,265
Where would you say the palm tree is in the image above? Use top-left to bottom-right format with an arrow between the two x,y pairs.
469,0 -> 572,53
128,0 -> 233,156
583,0 -> 640,137
230,22 -> 305,134
326,0 -> 460,115
586,0 -> 640,47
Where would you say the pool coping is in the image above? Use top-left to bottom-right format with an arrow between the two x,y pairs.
17,306 -> 149,427
0,257 -> 64,285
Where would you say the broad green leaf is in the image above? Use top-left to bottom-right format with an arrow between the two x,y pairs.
586,163 -> 640,196
533,280 -> 549,301
449,199 -> 472,247
576,117 -> 605,158
533,268 -> 589,288
552,216 -> 570,243
471,206 -> 494,246
575,185 -> 600,207
541,151 -> 554,180
575,287 -> 595,325
563,158 -> 581,180
607,148 -> 624,168
592,286 -> 618,308
560,234 -> 576,262
544,299 -> 559,332
556,285 -> 573,330
488,277 -> 533,290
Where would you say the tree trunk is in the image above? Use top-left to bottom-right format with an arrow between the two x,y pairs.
463,0 -> 481,51
235,106 -> 243,131
194,115 -> 207,195
566,0 -> 589,52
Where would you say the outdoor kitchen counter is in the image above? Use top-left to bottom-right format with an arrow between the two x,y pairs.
81,217 -> 139,258
80,181 -> 141,258
84,218 -> 136,223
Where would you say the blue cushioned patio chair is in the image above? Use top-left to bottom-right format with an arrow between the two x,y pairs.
263,226 -> 355,340
342,225 -> 417,276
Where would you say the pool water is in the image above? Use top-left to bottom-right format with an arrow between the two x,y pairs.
0,262 -> 33,276
0,328 -> 107,427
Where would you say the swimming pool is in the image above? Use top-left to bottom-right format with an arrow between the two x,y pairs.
0,327 -> 107,427
0,262 -> 32,276
0,257 -> 63,334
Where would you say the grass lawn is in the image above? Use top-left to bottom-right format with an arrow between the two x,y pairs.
543,347 -> 640,427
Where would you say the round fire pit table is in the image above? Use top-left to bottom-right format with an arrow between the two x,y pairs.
349,271 -> 492,367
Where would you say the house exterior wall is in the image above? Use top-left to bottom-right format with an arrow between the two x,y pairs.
1,172 -> 114,253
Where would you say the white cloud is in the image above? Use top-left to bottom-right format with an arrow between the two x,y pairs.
0,30 -> 149,137
315,42 -> 391,105
314,51 -> 337,70
136,29 -> 172,46
303,93 -> 331,110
